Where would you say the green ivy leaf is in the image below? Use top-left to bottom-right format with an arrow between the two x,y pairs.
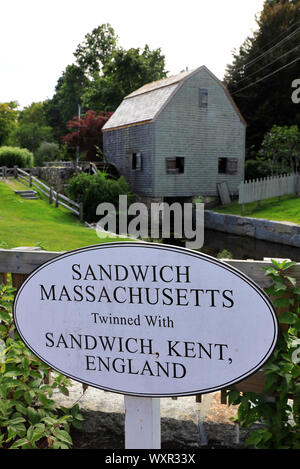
24,390 -> 35,405
26,426 -> 34,441
42,416 -> 56,426
9,437 -> 29,449
58,386 -> 69,397
53,428 -> 73,446
6,427 -> 17,442
280,261 -> 297,270
246,431 -> 264,447
279,312 -> 297,324
3,370 -> 23,378
27,407 -> 42,425
286,276 -> 297,287
15,403 -> 27,415
6,416 -> 26,426
264,373 -> 278,391
264,267 -> 278,276
274,298 -> 292,308
270,259 -> 280,269
275,283 -> 288,293
294,319 -> 300,332
291,366 -> 300,379
71,419 -> 83,430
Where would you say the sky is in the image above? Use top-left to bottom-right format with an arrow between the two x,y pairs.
0,0 -> 266,109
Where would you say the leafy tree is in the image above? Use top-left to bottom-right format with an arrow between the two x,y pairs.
74,23 -> 118,76
44,64 -> 89,142
43,98 -> 65,143
6,101 -> 54,154
62,110 -> 113,160
7,123 -> 53,154
18,102 -> 47,126
0,101 -> 19,145
82,45 -> 167,111
82,74 -> 117,112
224,0 -> 300,153
259,124 -> 300,174
45,24 -> 166,140
44,25 -> 116,141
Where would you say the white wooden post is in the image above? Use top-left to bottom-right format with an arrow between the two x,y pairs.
124,396 -> 161,449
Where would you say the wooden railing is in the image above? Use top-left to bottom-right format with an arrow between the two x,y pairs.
1,166 -> 83,222
0,247 -> 298,404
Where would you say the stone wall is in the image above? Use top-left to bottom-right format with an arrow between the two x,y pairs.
205,210 -> 300,247
36,166 -> 76,194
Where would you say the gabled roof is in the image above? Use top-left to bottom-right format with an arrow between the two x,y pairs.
126,69 -> 194,98
102,66 -> 246,132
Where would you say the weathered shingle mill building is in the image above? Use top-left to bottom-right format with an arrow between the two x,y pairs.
102,66 -> 246,204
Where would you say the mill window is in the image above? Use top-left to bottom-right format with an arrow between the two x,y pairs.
166,157 -> 185,174
132,152 -> 142,171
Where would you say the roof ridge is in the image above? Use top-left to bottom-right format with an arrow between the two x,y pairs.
125,68 -> 200,99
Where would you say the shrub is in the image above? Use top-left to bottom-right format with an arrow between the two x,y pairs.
0,146 -> 34,168
0,284 -> 84,449
34,142 -> 60,167
217,249 -> 233,259
245,159 -> 272,180
227,259 -> 300,449
67,171 -> 134,223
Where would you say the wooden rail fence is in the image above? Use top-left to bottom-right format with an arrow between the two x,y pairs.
0,166 -> 83,222
0,247 -> 298,404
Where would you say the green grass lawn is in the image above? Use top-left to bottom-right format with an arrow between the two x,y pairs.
0,180 -> 129,251
214,194 -> 300,225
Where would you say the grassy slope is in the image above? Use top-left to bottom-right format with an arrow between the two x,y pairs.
214,194 -> 300,225
0,180 -> 128,251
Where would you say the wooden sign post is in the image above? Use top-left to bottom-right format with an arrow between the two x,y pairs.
13,242 -> 278,449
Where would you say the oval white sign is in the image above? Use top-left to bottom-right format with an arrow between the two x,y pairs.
13,242 -> 278,397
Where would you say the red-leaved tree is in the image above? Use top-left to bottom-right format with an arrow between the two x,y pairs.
62,110 -> 113,161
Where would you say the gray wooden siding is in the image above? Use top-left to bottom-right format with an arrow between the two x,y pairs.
103,123 -> 154,196
153,68 -> 245,197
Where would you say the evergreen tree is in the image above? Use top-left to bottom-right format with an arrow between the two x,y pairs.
224,0 -> 300,154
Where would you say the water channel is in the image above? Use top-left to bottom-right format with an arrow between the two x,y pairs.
165,228 -> 300,261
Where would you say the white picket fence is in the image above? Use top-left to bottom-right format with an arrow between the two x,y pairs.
238,173 -> 300,206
